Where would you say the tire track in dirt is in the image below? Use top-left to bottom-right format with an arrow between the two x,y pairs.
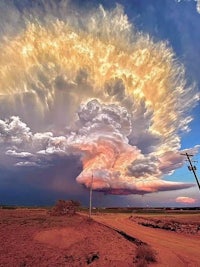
93,214 -> 200,267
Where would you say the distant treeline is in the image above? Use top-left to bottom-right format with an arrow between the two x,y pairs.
1,205 -> 200,212
81,206 -> 200,214
104,207 -> 200,210
0,205 -> 51,210
102,207 -> 200,213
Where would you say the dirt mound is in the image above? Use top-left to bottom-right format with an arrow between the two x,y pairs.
0,209 -> 137,266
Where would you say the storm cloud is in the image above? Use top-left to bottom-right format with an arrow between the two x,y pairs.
0,0 -> 199,202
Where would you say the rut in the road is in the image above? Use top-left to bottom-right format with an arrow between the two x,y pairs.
97,221 -> 147,246
116,229 -> 147,246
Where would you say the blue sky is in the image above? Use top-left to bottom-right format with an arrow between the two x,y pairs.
0,0 -> 199,207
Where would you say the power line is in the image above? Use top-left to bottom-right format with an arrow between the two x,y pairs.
181,152 -> 200,191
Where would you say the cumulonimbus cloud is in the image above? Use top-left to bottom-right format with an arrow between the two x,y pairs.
0,1 -> 199,195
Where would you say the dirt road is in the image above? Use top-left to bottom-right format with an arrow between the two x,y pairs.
93,214 -> 200,267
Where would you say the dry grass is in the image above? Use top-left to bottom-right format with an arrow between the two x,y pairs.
135,245 -> 157,266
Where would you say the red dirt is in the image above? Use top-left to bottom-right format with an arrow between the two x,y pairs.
0,209 -> 137,267
93,213 -> 200,267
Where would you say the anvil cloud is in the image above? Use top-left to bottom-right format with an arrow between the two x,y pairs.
0,1 -> 199,197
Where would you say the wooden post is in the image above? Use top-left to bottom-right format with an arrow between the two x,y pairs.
89,173 -> 94,219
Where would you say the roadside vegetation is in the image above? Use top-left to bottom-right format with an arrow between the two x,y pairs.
135,245 -> 157,267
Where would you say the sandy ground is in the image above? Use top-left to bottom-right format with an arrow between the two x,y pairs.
93,213 -> 200,267
0,209 -> 137,267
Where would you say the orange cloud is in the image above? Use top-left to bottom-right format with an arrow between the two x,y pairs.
176,197 -> 196,204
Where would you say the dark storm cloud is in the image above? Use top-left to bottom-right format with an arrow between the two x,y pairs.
96,181 -> 194,195
0,155 -> 86,206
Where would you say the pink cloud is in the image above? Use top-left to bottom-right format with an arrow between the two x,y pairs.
176,196 -> 196,204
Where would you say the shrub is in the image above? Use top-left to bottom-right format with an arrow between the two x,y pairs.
135,245 -> 156,266
48,199 -> 81,216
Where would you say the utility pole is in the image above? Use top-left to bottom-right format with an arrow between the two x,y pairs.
89,172 -> 94,219
181,152 -> 200,191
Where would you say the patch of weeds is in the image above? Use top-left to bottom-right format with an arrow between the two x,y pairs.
134,245 -> 156,266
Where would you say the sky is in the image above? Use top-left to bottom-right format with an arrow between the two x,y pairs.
0,0 -> 199,207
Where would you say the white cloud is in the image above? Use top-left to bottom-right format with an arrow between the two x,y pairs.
6,150 -> 33,158
0,116 -> 31,146
15,161 -> 40,167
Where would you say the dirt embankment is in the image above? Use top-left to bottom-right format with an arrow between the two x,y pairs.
129,216 -> 200,235
0,209 -> 139,267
